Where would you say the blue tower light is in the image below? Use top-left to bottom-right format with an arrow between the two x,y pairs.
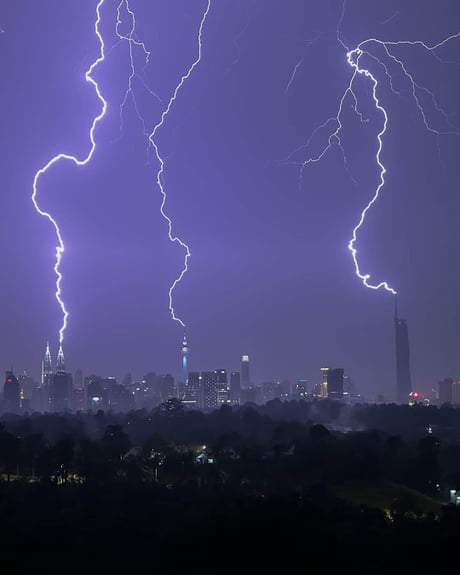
181,334 -> 189,384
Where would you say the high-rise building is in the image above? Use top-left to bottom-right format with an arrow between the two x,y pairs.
230,371 -> 241,404
316,368 -> 343,400
276,380 -> 291,401
57,345 -> 65,372
159,374 -> 175,403
86,375 -> 104,411
293,379 -> 308,400
327,368 -> 344,400
49,345 -> 72,412
41,341 -> 53,409
453,382 -> 460,405
41,341 -> 53,385
317,368 -> 329,398
181,334 -> 189,384
50,371 -> 73,412
215,369 -> 230,405
4,371 -> 20,413
262,381 -> 275,403
202,371 -> 218,410
72,386 -> 86,412
74,369 -> 84,389
438,378 -> 453,405
241,355 -> 250,388
395,298 -> 412,402
184,371 -> 201,408
343,375 -> 355,402
18,372 -> 35,405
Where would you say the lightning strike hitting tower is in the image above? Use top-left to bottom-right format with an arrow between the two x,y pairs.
57,345 -> 65,373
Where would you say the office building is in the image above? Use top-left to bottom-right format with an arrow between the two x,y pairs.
18,372 -> 35,405
86,376 -> 104,411
230,371 -> 241,404
262,381 -> 276,403
241,355 -> 250,388
159,374 -> 175,403
327,368 -> 344,400
4,370 -> 20,413
453,382 -> 460,405
215,369 -> 230,405
50,371 -> 73,413
438,378 -> 453,405
293,379 -> 308,400
202,371 -> 218,410
184,371 -> 201,408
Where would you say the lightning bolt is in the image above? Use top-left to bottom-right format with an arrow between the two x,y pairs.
114,0 -> 162,159
148,0 -> 212,328
31,0 -> 108,345
285,6 -> 460,296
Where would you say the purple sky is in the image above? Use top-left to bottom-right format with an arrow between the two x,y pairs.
1,0 -> 460,398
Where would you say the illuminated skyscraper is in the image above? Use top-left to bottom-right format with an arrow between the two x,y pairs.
215,369 -> 230,405
202,371 -> 218,410
316,368 -> 343,399
318,368 -> 329,398
241,355 -> 250,388
57,345 -> 65,372
181,334 -> 189,383
395,298 -> 412,402
38,341 -> 54,411
41,341 -> 53,386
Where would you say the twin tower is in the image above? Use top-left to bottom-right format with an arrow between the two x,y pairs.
41,341 -> 66,384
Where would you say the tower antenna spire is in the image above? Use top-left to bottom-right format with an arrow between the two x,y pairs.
181,331 -> 189,384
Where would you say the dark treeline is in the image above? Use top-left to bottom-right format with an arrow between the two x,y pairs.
1,400 -> 460,572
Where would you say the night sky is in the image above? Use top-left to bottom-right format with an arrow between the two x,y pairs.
1,0 -> 460,398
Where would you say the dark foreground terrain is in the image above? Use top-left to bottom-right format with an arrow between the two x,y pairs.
0,400 -> 459,573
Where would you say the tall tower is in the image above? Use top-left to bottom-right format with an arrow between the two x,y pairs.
241,355 -> 250,388
41,341 -> 53,386
395,296 -> 412,402
57,345 -> 65,373
181,334 -> 189,384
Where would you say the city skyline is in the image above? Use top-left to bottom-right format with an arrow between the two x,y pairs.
3,339 -> 362,414
1,1 -> 460,396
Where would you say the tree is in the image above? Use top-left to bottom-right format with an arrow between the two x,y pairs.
54,435 -> 75,484
101,425 -> 131,463
310,424 -> 330,443
0,429 -> 21,481
157,398 -> 185,416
